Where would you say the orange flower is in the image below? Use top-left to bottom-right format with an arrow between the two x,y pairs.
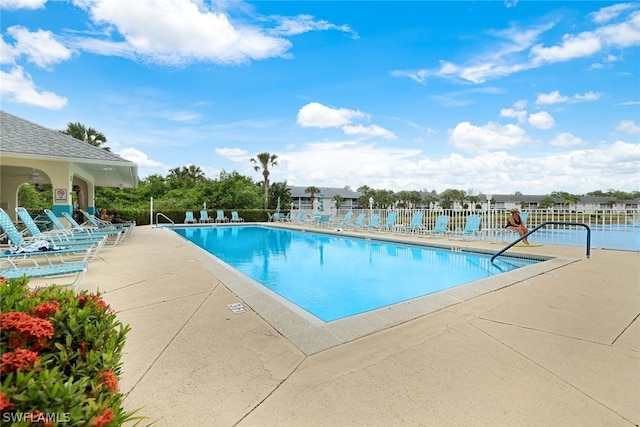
78,294 -> 112,312
0,275 -> 6,285
99,370 -> 119,394
30,301 -> 61,319
0,392 -> 13,410
0,312 -> 54,340
0,348 -> 39,373
93,408 -> 114,427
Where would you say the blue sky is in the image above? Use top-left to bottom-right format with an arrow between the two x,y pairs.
1,0 -> 639,195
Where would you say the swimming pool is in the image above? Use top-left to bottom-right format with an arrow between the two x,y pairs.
174,225 -> 538,322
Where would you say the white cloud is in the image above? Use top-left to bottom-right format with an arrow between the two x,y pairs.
549,132 -> 586,147
528,111 -> 555,129
342,124 -> 396,140
394,7 -> 640,85
269,14 -> 358,38
536,90 -> 601,105
597,10 -> 640,48
590,3 -> 639,24
392,21 -> 554,84
271,141 -> 423,190
6,26 -> 73,68
0,35 -> 17,64
297,102 -> 367,128
258,139 -> 640,194
448,121 -> 530,151
0,66 -> 68,108
215,147 -> 249,161
531,10 -> 640,64
118,147 -> 166,168
513,99 -> 528,110
389,69 -> 429,85
500,108 -> 527,123
297,102 -> 396,140
535,90 -> 569,105
71,0 -> 291,65
574,91 -> 601,101
531,32 -> 602,64
0,0 -> 46,9
616,120 -> 640,135
504,0 -> 519,9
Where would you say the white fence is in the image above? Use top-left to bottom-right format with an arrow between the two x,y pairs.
306,208 -> 640,252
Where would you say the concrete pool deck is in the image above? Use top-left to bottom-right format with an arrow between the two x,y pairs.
78,224 -> 639,426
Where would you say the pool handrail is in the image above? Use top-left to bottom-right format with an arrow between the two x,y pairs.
491,221 -> 591,263
155,212 -> 175,227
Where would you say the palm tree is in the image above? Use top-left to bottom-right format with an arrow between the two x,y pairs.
269,181 -> 292,210
251,152 -> 278,210
332,194 -> 343,211
185,165 -> 205,185
62,122 -> 110,151
305,186 -> 320,208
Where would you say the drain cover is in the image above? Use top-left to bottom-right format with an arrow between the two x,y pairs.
227,303 -> 247,314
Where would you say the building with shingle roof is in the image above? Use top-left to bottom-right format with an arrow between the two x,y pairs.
0,110 -> 138,220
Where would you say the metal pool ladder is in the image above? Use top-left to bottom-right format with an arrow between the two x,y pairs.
491,221 -> 591,263
155,212 -> 175,227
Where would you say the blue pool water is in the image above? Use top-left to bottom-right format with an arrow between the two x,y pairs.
174,226 -> 538,322
530,223 -> 639,251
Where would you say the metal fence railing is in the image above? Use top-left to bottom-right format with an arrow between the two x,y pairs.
302,208 -> 639,252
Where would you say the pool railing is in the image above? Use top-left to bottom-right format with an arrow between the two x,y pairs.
327,208 -> 639,251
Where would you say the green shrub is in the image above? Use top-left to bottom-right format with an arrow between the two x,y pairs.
0,276 -> 141,426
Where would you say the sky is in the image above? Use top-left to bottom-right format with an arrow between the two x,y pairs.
1,0 -> 639,196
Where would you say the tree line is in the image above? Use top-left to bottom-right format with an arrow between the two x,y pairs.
17,122 -> 640,215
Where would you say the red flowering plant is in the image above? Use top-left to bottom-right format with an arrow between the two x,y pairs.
0,276 -> 143,425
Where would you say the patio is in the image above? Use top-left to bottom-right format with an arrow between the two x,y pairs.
79,224 -> 639,426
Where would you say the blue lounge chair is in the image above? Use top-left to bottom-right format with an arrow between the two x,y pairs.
447,215 -> 482,240
61,212 -> 129,241
231,211 -> 244,222
333,212 -> 354,228
16,208 -> 108,247
292,211 -> 308,223
45,209 -> 123,246
347,213 -> 366,230
184,211 -> 197,224
0,209 -> 101,264
355,214 -> 379,231
365,214 -> 380,230
398,211 -> 424,234
215,210 -> 229,223
316,214 -> 331,227
422,215 -> 450,238
199,210 -> 213,223
1,246 -> 91,291
79,209 -> 135,236
379,211 -> 398,232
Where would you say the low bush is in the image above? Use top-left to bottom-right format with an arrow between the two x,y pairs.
0,276 -> 139,426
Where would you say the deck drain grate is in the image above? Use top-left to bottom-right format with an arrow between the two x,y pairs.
227,303 -> 247,314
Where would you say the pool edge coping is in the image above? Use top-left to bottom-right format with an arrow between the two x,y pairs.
164,225 -> 578,355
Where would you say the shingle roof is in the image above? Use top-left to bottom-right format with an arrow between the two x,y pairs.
0,110 -> 132,164
289,186 -> 362,198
